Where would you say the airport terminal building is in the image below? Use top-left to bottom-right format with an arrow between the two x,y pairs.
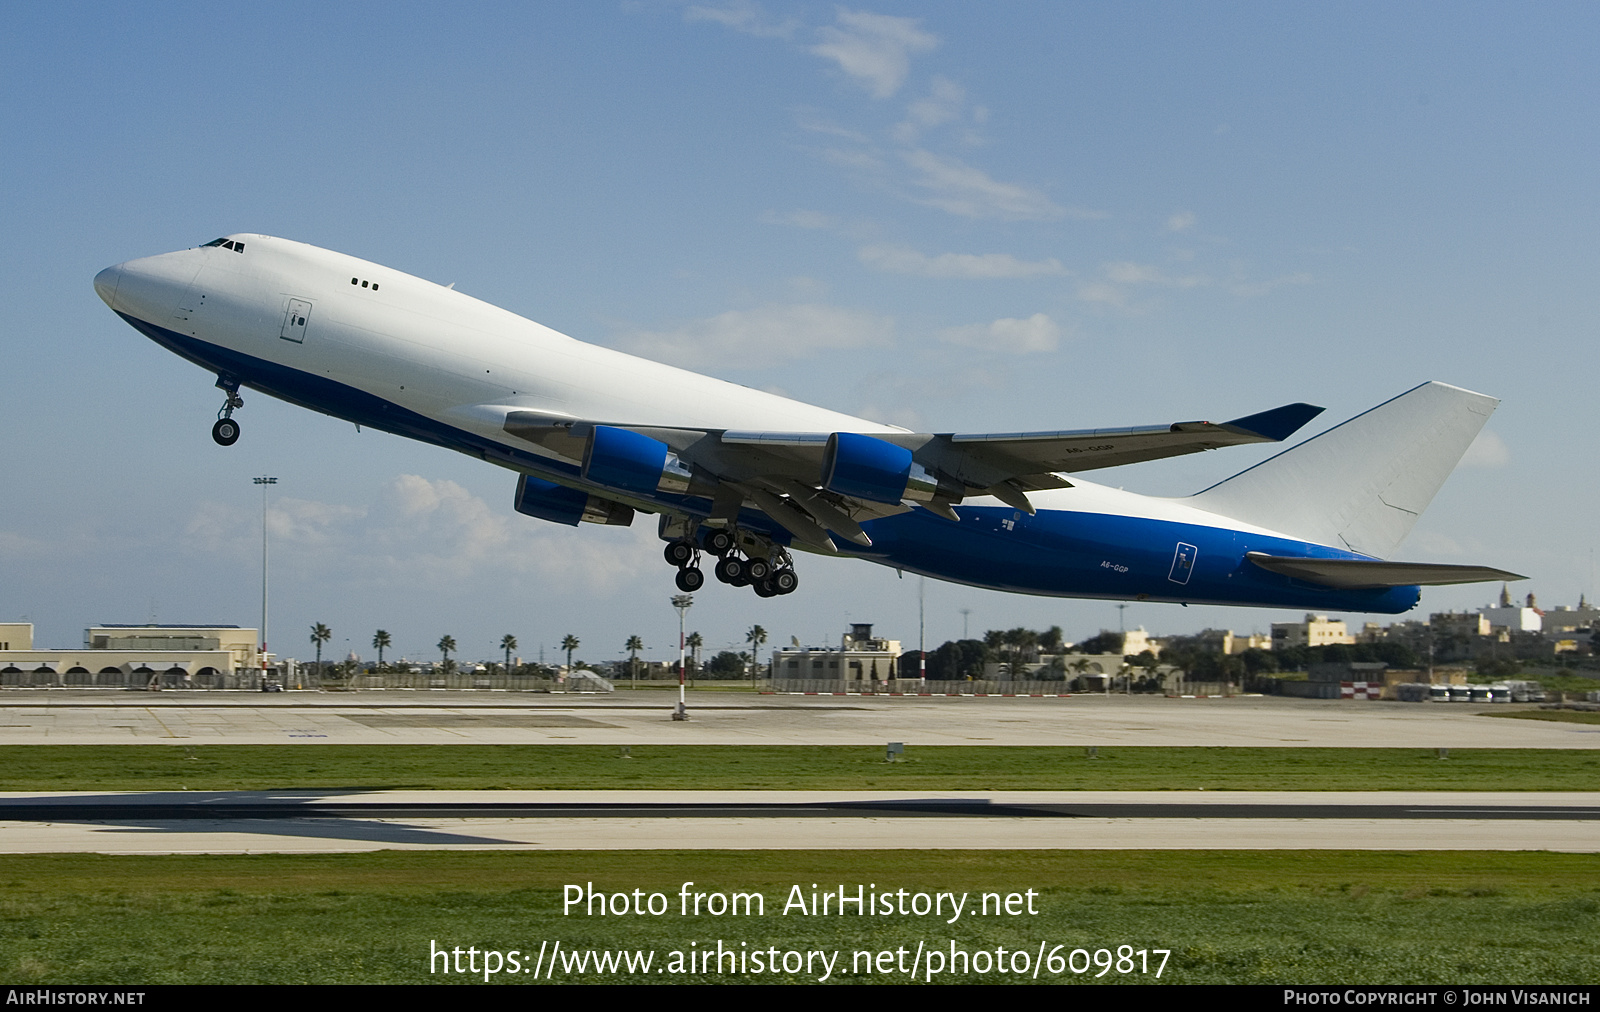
0,623 -> 264,688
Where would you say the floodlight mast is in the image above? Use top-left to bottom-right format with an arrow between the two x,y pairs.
253,476 -> 277,688
671,594 -> 693,720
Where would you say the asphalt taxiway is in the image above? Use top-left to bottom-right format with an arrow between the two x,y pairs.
0,790 -> 1594,854
0,689 -> 1592,747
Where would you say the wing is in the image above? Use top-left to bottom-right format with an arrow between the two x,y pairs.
497,401 -> 1324,553
929,402 -> 1324,495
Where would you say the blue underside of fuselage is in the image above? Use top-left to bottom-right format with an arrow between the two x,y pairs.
125,313 -> 1420,614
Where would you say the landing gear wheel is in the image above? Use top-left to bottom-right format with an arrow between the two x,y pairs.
212,418 -> 240,446
771,568 -> 798,595
674,566 -> 704,592
715,556 -> 744,585
752,579 -> 778,598
746,558 -> 771,581
663,541 -> 694,567
702,529 -> 734,556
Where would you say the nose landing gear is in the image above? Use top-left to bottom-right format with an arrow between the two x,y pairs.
212,376 -> 244,446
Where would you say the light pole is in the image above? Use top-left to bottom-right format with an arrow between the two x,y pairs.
918,576 -> 926,684
671,594 -> 693,720
253,476 -> 277,689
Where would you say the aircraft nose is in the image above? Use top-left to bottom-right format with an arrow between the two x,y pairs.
94,264 -> 123,309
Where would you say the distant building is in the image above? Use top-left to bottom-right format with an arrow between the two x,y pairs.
1480,587 -> 1543,633
1271,614 -> 1355,650
1540,595 -> 1598,635
0,623 -> 263,688
1431,612 -> 1491,638
772,623 -> 903,683
1180,628 -> 1271,655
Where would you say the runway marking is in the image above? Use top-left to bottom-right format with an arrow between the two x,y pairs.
342,714 -> 620,729
143,708 -> 185,739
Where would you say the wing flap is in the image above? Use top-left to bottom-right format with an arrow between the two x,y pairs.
1246,552 -> 1525,589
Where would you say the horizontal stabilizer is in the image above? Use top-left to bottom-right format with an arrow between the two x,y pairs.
1246,552 -> 1525,590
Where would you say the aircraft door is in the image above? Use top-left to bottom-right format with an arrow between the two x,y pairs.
280,298 -> 312,343
1168,542 -> 1197,585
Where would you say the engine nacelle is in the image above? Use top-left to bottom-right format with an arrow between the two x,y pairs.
823,432 -> 947,504
583,425 -> 694,496
514,474 -> 634,527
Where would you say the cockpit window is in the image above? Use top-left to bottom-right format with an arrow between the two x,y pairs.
202,238 -> 246,253
202,238 -> 227,247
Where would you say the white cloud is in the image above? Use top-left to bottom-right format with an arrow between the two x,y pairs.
184,477 -> 656,595
818,146 -> 885,172
858,244 -> 1068,279
1075,281 -> 1130,308
618,303 -> 894,369
906,75 -> 964,127
810,9 -> 937,99
1167,211 -> 1197,232
900,149 -> 1071,221
1079,262 -> 1209,306
685,1 -> 798,39
895,75 -> 969,143
1461,429 -> 1510,468
793,109 -> 873,143
1106,261 -> 1205,288
1104,261 -> 1171,285
940,313 -> 1062,354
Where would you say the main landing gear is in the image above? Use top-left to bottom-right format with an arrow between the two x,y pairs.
664,540 -> 705,592
212,376 -> 244,446
662,528 -> 799,597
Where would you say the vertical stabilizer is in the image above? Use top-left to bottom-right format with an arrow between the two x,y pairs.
1187,381 -> 1497,558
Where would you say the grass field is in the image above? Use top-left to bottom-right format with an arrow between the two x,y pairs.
1,744 -> 1596,793
1,850 -> 1595,984
4,746 -> 1594,985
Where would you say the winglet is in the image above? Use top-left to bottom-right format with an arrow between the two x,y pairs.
1222,402 -> 1324,442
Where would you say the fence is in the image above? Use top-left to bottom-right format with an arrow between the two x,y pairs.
0,668 -> 615,693
770,678 -> 1077,695
319,670 -> 614,692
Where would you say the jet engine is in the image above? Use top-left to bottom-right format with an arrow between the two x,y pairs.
514,474 -> 634,526
582,425 -> 695,496
822,432 -> 954,504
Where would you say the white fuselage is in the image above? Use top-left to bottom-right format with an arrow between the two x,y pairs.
95,233 -> 1432,613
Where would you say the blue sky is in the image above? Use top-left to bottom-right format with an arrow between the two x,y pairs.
3,2 -> 1595,667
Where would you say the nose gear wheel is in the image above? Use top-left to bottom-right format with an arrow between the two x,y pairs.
213,376 -> 244,446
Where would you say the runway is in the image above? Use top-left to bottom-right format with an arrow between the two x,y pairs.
1,790 -> 1594,854
0,689 -> 1592,747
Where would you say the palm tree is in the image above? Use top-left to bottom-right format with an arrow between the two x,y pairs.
311,623 -> 331,676
438,635 -> 456,673
561,634 -> 580,676
746,624 -> 768,686
372,630 -> 391,671
625,635 -> 643,688
501,634 -> 517,675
